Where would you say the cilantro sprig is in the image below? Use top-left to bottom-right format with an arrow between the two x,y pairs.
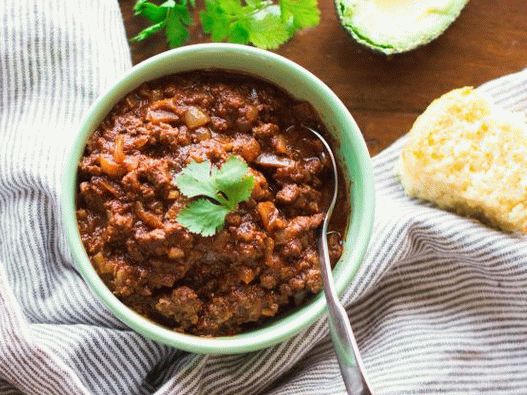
132,0 -> 194,47
131,0 -> 321,50
175,156 -> 255,236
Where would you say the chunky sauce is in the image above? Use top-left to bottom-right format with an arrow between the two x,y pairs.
76,71 -> 348,336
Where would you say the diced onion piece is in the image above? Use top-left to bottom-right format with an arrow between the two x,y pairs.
168,247 -> 185,260
113,135 -> 126,163
272,135 -> 288,154
254,153 -> 294,168
258,201 -> 275,232
233,135 -> 261,162
92,252 -> 114,275
257,201 -> 286,232
167,190 -> 179,199
245,105 -> 259,122
146,109 -> 179,124
98,179 -> 119,197
99,155 -> 123,177
193,127 -> 212,142
93,252 -> 104,266
134,202 -> 163,228
77,208 -> 87,219
184,106 -> 210,129
261,304 -> 278,317
133,135 -> 149,149
239,267 -> 255,284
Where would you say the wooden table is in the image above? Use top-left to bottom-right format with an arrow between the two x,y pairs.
120,0 -> 527,155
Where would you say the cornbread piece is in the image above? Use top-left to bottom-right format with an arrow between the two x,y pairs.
398,87 -> 527,233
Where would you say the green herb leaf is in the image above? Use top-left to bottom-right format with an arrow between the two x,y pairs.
134,0 -> 167,22
132,0 -> 192,47
228,21 -> 250,44
174,160 -> 218,199
176,198 -> 230,237
221,175 -> 255,209
131,21 -> 166,42
215,156 -> 249,188
199,0 -> 230,41
165,5 -> 192,47
248,7 -> 290,50
160,0 -> 176,7
280,0 -> 320,30
174,156 -> 255,236
218,0 -> 245,13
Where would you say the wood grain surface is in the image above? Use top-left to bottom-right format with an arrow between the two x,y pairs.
120,0 -> 527,155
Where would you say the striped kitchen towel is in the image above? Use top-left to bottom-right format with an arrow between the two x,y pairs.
1,0 -> 526,394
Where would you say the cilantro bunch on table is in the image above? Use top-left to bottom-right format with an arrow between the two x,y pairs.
131,0 -> 321,50
174,156 -> 255,236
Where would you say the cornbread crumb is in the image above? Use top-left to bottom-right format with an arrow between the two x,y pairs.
398,87 -> 527,233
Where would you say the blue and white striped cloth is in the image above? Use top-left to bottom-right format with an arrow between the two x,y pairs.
1,1 -> 526,394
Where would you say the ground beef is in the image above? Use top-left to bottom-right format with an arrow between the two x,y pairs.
76,71 -> 349,336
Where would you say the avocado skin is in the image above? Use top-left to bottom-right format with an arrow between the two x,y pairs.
334,0 -> 469,55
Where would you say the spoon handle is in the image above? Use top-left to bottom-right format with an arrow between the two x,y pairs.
318,234 -> 372,395
303,124 -> 372,394
327,297 -> 371,395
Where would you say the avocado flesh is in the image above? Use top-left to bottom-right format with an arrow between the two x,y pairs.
337,0 -> 469,55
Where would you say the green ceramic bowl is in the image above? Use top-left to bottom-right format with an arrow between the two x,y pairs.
62,43 -> 374,354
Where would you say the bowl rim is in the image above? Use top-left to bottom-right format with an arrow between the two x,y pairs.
62,43 -> 375,354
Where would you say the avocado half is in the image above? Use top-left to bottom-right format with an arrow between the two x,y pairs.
335,0 -> 469,55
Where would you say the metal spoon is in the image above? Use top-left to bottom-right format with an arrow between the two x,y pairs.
303,125 -> 373,395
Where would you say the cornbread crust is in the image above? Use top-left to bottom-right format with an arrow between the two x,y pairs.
398,87 -> 527,233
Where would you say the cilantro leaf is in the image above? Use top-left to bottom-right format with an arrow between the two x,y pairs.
200,0 -> 230,41
248,8 -> 291,50
174,160 -> 218,199
215,156 -> 249,188
131,21 -> 166,43
176,199 -> 230,237
280,0 -> 320,30
165,5 -> 192,47
228,21 -> 250,44
221,175 -> 255,209
132,0 -> 192,47
134,0 -> 167,22
218,0 -> 245,13
173,156 -> 255,236
214,156 -> 254,209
